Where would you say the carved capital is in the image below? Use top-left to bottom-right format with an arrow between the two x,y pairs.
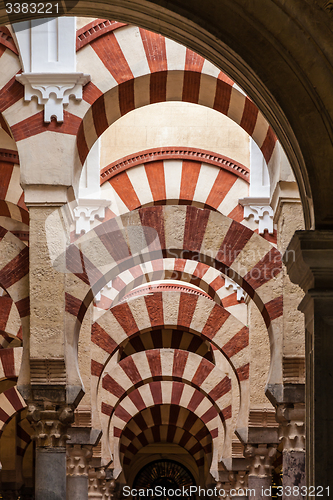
228,470 -> 248,490
244,443 -> 278,477
276,403 -> 305,452
27,403 -> 74,448
89,469 -> 109,499
67,444 -> 93,477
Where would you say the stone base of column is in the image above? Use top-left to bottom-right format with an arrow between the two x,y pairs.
67,475 -> 89,500
248,476 -> 272,500
35,448 -> 66,500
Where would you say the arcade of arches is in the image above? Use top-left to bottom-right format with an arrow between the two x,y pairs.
0,4 -> 331,499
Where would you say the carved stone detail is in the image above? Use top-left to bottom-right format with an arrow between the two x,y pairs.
16,73 -> 90,123
88,469 -> 111,499
27,403 -> 74,448
73,199 -> 110,234
228,470 -> 248,490
30,358 -> 66,385
244,444 -> 278,477
248,408 -> 278,428
66,444 -> 93,477
244,205 -> 274,234
225,277 -> 248,301
276,404 -> 305,452
283,356 -> 305,384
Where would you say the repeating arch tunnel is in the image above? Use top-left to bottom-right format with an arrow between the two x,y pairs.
0,7 -> 318,494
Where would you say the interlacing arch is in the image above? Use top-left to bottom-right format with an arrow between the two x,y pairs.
0,228 -> 29,333
91,290 -> 249,378
63,205 -> 282,390
0,386 -> 26,435
0,291 -> 23,347
118,404 -> 213,473
98,148 -> 249,225
75,24 -> 277,177
93,257 -> 247,324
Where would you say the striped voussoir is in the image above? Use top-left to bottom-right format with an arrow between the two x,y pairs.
0,27 -> 18,55
91,289 -> 249,379
0,293 -> 23,347
97,350 -> 233,467
99,154 -> 248,223
119,329 -> 214,363
0,347 -> 22,379
119,405 -> 213,468
98,349 -> 232,420
66,205 -> 282,347
75,24 -> 277,165
93,258 -> 247,325
0,229 -> 29,332
16,411 -> 32,459
0,386 -> 26,435
0,150 -> 28,225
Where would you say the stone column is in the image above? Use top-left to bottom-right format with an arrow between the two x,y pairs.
27,402 -> 74,500
67,445 -> 93,500
284,231 -> 333,489
66,427 -> 102,500
244,444 -> 277,500
276,404 -> 305,499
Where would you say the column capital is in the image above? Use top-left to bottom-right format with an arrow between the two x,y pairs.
276,403 -> 305,453
67,444 -> 93,477
244,443 -> 278,477
27,402 -> 74,448
284,230 -> 333,292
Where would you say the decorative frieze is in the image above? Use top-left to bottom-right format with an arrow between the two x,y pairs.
30,358 -> 66,385
283,357 -> 305,384
248,408 -> 278,428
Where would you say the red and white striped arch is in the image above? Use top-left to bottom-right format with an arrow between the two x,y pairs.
118,328 -> 215,364
0,347 -> 22,380
90,291 -> 249,456
74,24 -> 277,170
0,23 -> 278,197
0,293 -> 23,348
0,386 -> 26,435
118,404 -> 213,471
64,205 -> 282,388
98,150 -> 249,225
0,150 -> 28,225
98,350 -> 232,419
0,229 -> 29,338
91,290 -> 249,379
93,258 -> 247,326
